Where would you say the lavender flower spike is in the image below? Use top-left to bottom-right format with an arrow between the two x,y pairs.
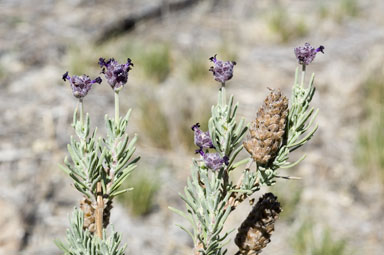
62,72 -> 102,99
99,57 -> 134,92
294,43 -> 325,66
209,54 -> 236,84
192,123 -> 214,151
198,149 -> 229,171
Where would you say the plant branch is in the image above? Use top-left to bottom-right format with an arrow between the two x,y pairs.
95,182 -> 104,239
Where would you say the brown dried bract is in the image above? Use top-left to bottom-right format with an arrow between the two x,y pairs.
243,89 -> 288,165
235,193 -> 281,255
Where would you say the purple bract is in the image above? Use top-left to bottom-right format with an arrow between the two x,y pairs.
192,123 -> 214,150
62,72 -> 101,99
198,150 -> 228,171
294,43 -> 325,66
98,58 -> 133,91
209,55 -> 236,84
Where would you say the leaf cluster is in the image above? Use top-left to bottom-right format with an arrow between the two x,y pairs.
171,88 -> 249,255
59,107 -> 139,202
56,209 -> 126,255
258,68 -> 318,185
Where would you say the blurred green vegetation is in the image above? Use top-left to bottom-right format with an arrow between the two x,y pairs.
66,46 -> 105,75
319,0 -> 360,23
117,169 -> 160,217
185,55 -> 210,83
138,43 -> 171,83
357,70 -> 384,183
336,0 -> 360,21
266,8 -> 308,43
270,180 -> 303,222
291,220 -> 348,255
138,94 -> 171,150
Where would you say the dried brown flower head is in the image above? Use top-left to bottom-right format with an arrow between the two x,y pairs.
235,192 -> 281,255
243,89 -> 288,165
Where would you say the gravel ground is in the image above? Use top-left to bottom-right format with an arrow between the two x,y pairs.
0,0 -> 383,254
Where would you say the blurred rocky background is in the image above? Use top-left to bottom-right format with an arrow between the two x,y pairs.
0,0 -> 383,254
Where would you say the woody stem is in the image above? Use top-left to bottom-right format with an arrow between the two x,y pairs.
95,182 -> 104,239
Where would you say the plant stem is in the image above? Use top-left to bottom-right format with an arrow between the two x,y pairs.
95,182 -> 104,239
227,159 -> 255,210
300,64 -> 306,88
79,98 -> 84,127
115,91 -> 120,126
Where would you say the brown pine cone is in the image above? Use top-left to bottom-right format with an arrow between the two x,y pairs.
243,89 -> 288,165
103,199 -> 113,228
79,196 -> 96,233
235,192 -> 281,255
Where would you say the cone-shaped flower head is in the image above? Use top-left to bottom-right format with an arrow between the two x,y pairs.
235,192 -> 281,255
191,123 -> 214,150
198,150 -> 228,171
209,54 -> 236,84
98,58 -> 133,91
62,72 -> 101,98
294,43 -> 324,66
244,89 -> 288,165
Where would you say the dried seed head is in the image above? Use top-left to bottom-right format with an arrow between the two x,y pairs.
80,196 -> 96,233
103,199 -> 113,228
80,197 -> 113,233
235,193 -> 281,255
244,89 -> 288,165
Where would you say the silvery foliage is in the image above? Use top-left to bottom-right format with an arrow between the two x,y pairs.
170,88 -> 249,255
59,107 -> 139,201
56,209 -> 126,255
258,67 -> 318,185
58,102 -> 139,254
171,67 -> 318,255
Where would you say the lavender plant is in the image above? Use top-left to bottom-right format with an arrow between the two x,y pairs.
171,43 -> 324,255
57,58 -> 139,255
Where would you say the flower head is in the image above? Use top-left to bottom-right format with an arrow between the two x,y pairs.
294,43 -> 325,65
62,72 -> 101,99
198,149 -> 228,171
192,123 -> 214,151
98,58 -> 133,91
209,54 -> 236,84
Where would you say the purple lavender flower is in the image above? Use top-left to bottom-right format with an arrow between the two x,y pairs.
98,58 -> 133,91
209,55 -> 236,84
198,149 -> 229,171
62,72 -> 101,98
294,43 -> 325,66
192,123 -> 214,151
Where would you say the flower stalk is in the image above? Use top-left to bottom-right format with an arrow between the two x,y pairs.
115,91 -> 120,126
57,57 -> 138,254
79,99 -> 84,127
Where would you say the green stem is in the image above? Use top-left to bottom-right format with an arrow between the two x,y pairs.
115,91 -> 120,126
220,86 -> 226,106
300,64 -> 306,88
79,98 -> 84,127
